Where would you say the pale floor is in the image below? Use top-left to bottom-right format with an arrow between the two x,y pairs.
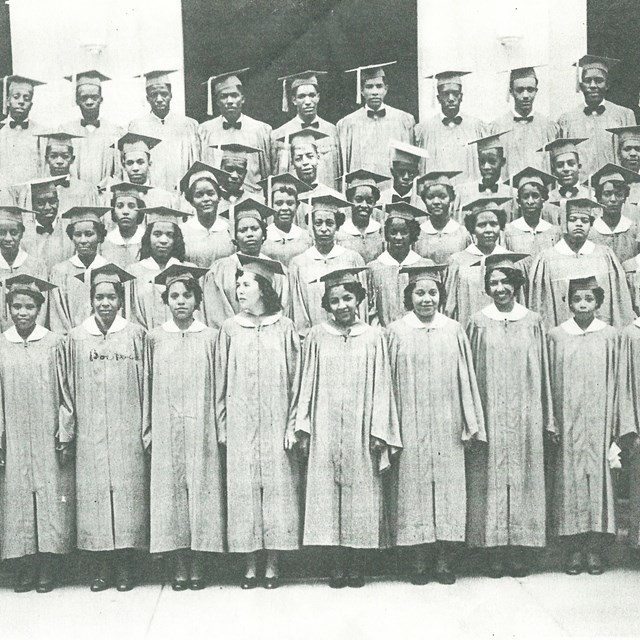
1,566 -> 640,640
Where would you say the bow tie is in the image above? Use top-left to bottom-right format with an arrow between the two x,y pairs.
58,178 -> 71,188
80,119 -> 100,128
479,183 -> 499,193
222,120 -> 242,130
559,186 -> 579,198
9,120 -> 28,129
514,115 -> 533,123
392,194 -> 411,203
367,108 -> 386,119
584,104 -> 606,116
301,121 -> 319,129
35,225 -> 53,235
442,115 -> 462,126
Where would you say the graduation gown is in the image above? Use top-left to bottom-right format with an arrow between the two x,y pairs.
21,217 -> 75,274
147,319 -> 224,553
377,186 -> 424,210
529,239 -> 634,330
198,114 -> 272,191
454,181 -> 514,221
272,116 -> 341,188
129,111 -> 200,192
287,244 -> 366,338
49,254 -> 108,334
100,226 -> 144,268
466,303 -> 554,547
502,200 -> 563,226
181,215 -> 234,268
623,254 -> 640,315
557,100 -> 636,179
262,222 -> 312,267
97,177 -> 183,211
202,252 -> 288,330
415,217 -> 471,264
11,175 -> 99,211
589,215 -> 640,264
57,315 -> 148,551
490,111 -> 560,176
0,326 -> 74,559
336,217 -> 384,263
366,250 -> 426,327
387,312 -> 485,545
504,217 -> 561,256
296,321 -> 402,548
415,112 -> 486,184
548,318 -> 617,537
215,312 -> 301,552
62,119 -> 124,186
0,118 -> 45,187
337,105 -> 415,178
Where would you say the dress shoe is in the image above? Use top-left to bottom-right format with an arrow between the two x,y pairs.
36,579 -> 55,593
586,551 -> 604,575
90,576 -> 111,592
189,579 -> 206,591
508,558 -> 529,578
263,576 -> 280,590
172,577 -> 189,591
409,571 -> 429,585
487,557 -> 506,579
347,574 -> 365,588
240,576 -> 258,589
434,569 -> 456,585
328,575 -> 347,589
14,575 -> 36,593
565,551 -> 583,576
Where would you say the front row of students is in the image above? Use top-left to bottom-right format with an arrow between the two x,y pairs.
0,250 -> 638,594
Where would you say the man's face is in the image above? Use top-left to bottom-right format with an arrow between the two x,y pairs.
147,83 -> 172,119
479,149 -> 505,183
511,77 -> 537,115
46,142 -> 74,176
291,143 -> 319,183
580,69 -> 608,105
122,151 -> 150,184
76,85 -> 102,120
216,88 -> 245,120
220,158 -> 247,193
619,140 -> 640,173
361,78 -> 387,111
32,186 -> 59,225
437,84 -> 462,118
293,84 -> 319,121
8,82 -> 33,121
390,162 -> 417,193
552,152 -> 581,187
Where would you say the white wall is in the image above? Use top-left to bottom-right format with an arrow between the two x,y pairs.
417,0 -> 587,122
9,0 -> 185,127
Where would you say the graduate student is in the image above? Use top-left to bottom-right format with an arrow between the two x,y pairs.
272,70 -> 341,187
215,255 -> 302,590
0,275 -> 73,593
58,263 -> 147,592
129,69 -> 200,192
387,264 -> 485,584
466,253 -> 554,578
148,264 -> 224,591
377,141 -> 430,209
416,70 -> 486,184
295,266 -> 402,588
337,62 -> 415,177
199,68 -> 272,188
548,275 -> 618,575
543,138 -> 590,208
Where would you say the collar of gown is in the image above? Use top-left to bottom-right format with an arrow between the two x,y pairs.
402,311 -> 448,329
561,317 -> 608,335
307,244 -> 345,260
137,256 -> 182,271
69,253 -> 108,270
512,107 -> 537,119
82,314 -> 128,336
222,114 -> 244,126
481,302 -> 528,321
555,238 -> 595,256
151,111 -> 173,124
233,311 -> 282,328
465,243 -> 508,257
3,323 -> 48,343
340,217 -> 381,236
106,225 -> 146,246
296,115 -> 320,128
322,320 -> 368,336
184,215 -> 229,233
162,318 -> 207,333
376,250 -> 423,266
510,216 -> 553,233
421,217 -> 460,235
592,215 -> 633,235
267,223 -> 304,241
0,248 -> 29,270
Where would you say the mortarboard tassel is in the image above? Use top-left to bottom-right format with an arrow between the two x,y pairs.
356,68 -> 362,105
575,59 -> 581,93
342,174 -> 347,195
281,78 -> 288,113
207,77 -> 214,117
2,76 -> 7,116
267,175 -> 273,206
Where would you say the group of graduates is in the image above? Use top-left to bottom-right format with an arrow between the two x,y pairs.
3,52 -> 640,596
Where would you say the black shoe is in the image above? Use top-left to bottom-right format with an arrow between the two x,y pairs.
347,574 -> 365,588
36,579 -> 55,593
328,576 -> 347,589
409,571 -> 429,585
565,551 -> 583,576
14,575 -> 36,593
116,579 -> 134,592
487,558 -> 506,579
172,577 -> 189,591
508,560 -> 529,578
434,569 -> 456,585
263,576 -> 280,590
586,551 -> 604,575
241,576 -> 258,589
90,576 -> 111,592
189,579 -> 206,591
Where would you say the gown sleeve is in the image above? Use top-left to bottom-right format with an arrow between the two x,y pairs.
141,332 -> 153,451
294,328 -> 319,435
616,327 -> 640,439
213,325 -> 230,445
456,325 -> 487,442
56,335 -> 76,445
284,320 -> 302,434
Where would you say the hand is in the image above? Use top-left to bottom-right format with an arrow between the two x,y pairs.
0,448 -> 5,468
369,436 -> 386,455
296,432 -> 310,458
544,431 -> 560,446
56,443 -> 74,467
283,428 -> 297,452
218,435 -> 227,448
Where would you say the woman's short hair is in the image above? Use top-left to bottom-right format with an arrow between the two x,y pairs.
517,182 -> 549,203
65,220 -> 107,243
464,208 -> 506,235
384,217 -> 421,245
320,281 -> 367,313
236,269 -> 282,315
403,279 -> 446,311
310,208 -> 346,229
90,281 -> 125,307
484,267 -> 526,296
185,176 -> 221,205
6,288 -> 44,309
422,182 -> 456,203
568,285 -> 605,309
110,194 -> 145,224
234,215 -> 267,240
272,184 -> 299,202
139,221 -> 187,262
595,181 -> 630,202
161,277 -> 203,310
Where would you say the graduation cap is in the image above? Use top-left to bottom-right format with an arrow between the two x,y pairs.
383,200 -> 428,222
154,264 -> 208,288
0,206 -> 33,224
275,128 -> 328,150
2,74 -> 44,115
309,266 -> 368,288
5,273 -> 56,305
135,69 -> 178,89
259,172 -> 312,206
138,206 -> 192,225
339,168 -> 389,198
538,137 -> 587,161
109,182 -> 152,198
607,125 -> 640,145
76,263 -> 136,286
114,131 -> 162,154
468,131 -> 510,154
277,69 -> 327,112
65,69 -> 110,89
60,206 -> 111,226
237,254 -> 285,286
505,166 -> 556,190
425,70 -> 470,90
478,252 -> 529,270
416,170 -> 462,191
344,61 -> 396,104
211,142 -> 262,166
565,197 -> 602,218
179,161 -> 230,195
37,129 -> 85,152
233,198 -> 276,223
389,140 -> 429,168
400,263 -> 447,284
568,274 -> 601,293
202,67 -> 250,116
588,163 -> 640,188
304,192 -> 351,213
499,64 -> 545,102
29,175 -> 69,195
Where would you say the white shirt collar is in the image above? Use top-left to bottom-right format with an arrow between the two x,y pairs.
322,320 -> 368,336
184,215 -> 229,233
161,318 -> 207,333
421,218 -> 460,235
105,226 -> 145,246
267,223 -> 304,242
0,248 -> 28,270
402,311 -> 449,329
561,317 -> 608,335
222,114 -> 243,125
481,302 -> 528,321
555,238 -> 595,256
592,215 -> 633,235
137,256 -> 182,271
340,217 -> 381,236
307,244 -> 345,260
511,216 -> 553,233
465,244 -> 508,257
69,254 -> 108,270
511,107 -> 536,119
376,250 -> 423,266
3,324 -> 48,343
82,314 -> 128,336
233,311 -> 282,327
